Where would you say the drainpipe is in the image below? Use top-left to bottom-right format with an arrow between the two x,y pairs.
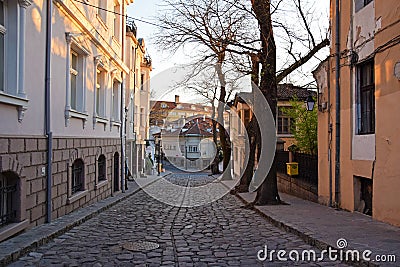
334,0 -> 341,206
120,3 -> 126,193
45,0 -> 53,223
327,60 -> 332,207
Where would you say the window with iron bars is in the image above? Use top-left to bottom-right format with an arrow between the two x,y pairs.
72,159 -> 84,194
0,173 -> 17,228
97,155 -> 106,182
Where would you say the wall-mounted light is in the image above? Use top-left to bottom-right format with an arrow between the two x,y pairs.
305,95 -> 315,111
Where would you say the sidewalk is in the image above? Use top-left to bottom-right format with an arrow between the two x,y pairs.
224,182 -> 400,266
0,172 -> 170,266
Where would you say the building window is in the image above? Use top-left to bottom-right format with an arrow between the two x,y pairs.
140,73 -> 144,90
98,0 -> 107,23
112,80 -> 120,121
0,172 -> 17,228
357,60 -> 375,135
189,146 -> 198,152
113,3 -> 120,41
0,1 -> 32,121
70,51 -> 78,110
0,0 -> 4,92
69,47 -> 86,112
355,0 -> 373,12
140,107 -> 145,126
71,159 -> 84,194
277,107 -> 294,135
97,155 -> 106,182
96,67 -> 106,117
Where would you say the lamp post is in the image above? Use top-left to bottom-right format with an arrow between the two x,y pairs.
305,95 -> 316,111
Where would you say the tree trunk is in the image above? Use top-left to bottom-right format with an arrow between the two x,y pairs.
211,99 -> 220,174
215,61 -> 231,178
233,53 -> 260,192
251,0 -> 281,205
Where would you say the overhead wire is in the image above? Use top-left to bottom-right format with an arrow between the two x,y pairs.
71,0 -> 171,29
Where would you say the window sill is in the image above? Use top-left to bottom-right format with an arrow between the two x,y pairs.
0,92 -> 29,122
112,36 -> 122,49
94,116 -> 108,124
68,109 -> 88,120
95,180 -> 108,190
111,120 -> 121,128
96,14 -> 108,31
0,219 -> 29,242
67,190 -> 88,205
65,108 -> 88,128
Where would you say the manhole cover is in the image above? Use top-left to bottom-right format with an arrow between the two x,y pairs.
122,241 -> 160,252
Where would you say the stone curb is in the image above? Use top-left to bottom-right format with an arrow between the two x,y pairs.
233,192 -> 378,267
0,173 -> 170,267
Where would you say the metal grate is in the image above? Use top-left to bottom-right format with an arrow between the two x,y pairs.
0,178 -> 17,227
72,160 -> 84,194
122,241 -> 159,252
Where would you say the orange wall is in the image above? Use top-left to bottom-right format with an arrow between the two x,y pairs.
318,0 -> 400,226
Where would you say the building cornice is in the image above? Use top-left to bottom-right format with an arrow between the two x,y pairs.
18,0 -> 33,8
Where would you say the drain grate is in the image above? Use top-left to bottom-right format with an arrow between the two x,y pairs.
122,241 -> 160,252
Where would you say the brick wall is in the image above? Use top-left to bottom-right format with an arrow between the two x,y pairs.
0,136 -> 121,229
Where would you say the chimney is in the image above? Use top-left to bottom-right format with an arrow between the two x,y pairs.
175,95 -> 179,104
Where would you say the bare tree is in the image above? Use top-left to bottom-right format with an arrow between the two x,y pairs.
156,0 -> 329,201
156,0 -> 256,174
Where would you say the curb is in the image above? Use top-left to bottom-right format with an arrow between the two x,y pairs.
0,173 -> 170,267
233,193 -> 378,267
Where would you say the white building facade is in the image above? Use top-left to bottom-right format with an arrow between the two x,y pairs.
0,0 -> 151,241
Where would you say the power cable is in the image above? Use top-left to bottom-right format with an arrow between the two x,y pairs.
71,0 -> 170,29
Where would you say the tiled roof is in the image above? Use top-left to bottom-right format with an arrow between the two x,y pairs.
277,84 -> 317,100
150,100 -> 211,113
185,122 -> 213,136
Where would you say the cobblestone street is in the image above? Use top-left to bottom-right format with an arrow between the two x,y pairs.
10,174 -> 348,267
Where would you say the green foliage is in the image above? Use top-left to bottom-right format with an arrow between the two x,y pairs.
281,97 -> 318,155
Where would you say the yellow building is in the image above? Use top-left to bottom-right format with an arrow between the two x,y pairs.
314,0 -> 400,226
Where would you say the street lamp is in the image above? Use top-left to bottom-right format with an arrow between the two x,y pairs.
305,95 -> 316,111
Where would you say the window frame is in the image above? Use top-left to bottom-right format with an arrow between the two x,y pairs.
0,173 -> 17,228
277,107 -> 294,135
0,0 -> 31,122
97,155 -> 107,182
0,0 -> 5,94
71,159 -> 85,195
65,35 -> 90,127
355,0 -> 373,13
356,60 -> 375,135
111,80 -> 121,123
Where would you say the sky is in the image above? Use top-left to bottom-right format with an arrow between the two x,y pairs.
127,0 -> 331,103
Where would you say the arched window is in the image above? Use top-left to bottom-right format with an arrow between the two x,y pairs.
71,159 -> 84,194
0,172 -> 18,228
98,155 -> 106,182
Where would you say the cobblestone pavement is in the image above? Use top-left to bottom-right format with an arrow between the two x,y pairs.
10,174 -> 349,267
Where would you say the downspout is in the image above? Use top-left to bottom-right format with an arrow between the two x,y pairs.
45,0 -> 53,223
328,60 -> 332,207
120,3 -> 126,193
334,0 -> 341,206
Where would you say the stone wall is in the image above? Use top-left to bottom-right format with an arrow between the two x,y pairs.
0,136 -> 121,230
277,172 -> 318,203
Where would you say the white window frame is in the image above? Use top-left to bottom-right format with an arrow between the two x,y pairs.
0,0 -> 32,122
65,33 -> 90,128
93,56 -> 108,128
113,2 -> 120,41
111,79 -> 121,127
